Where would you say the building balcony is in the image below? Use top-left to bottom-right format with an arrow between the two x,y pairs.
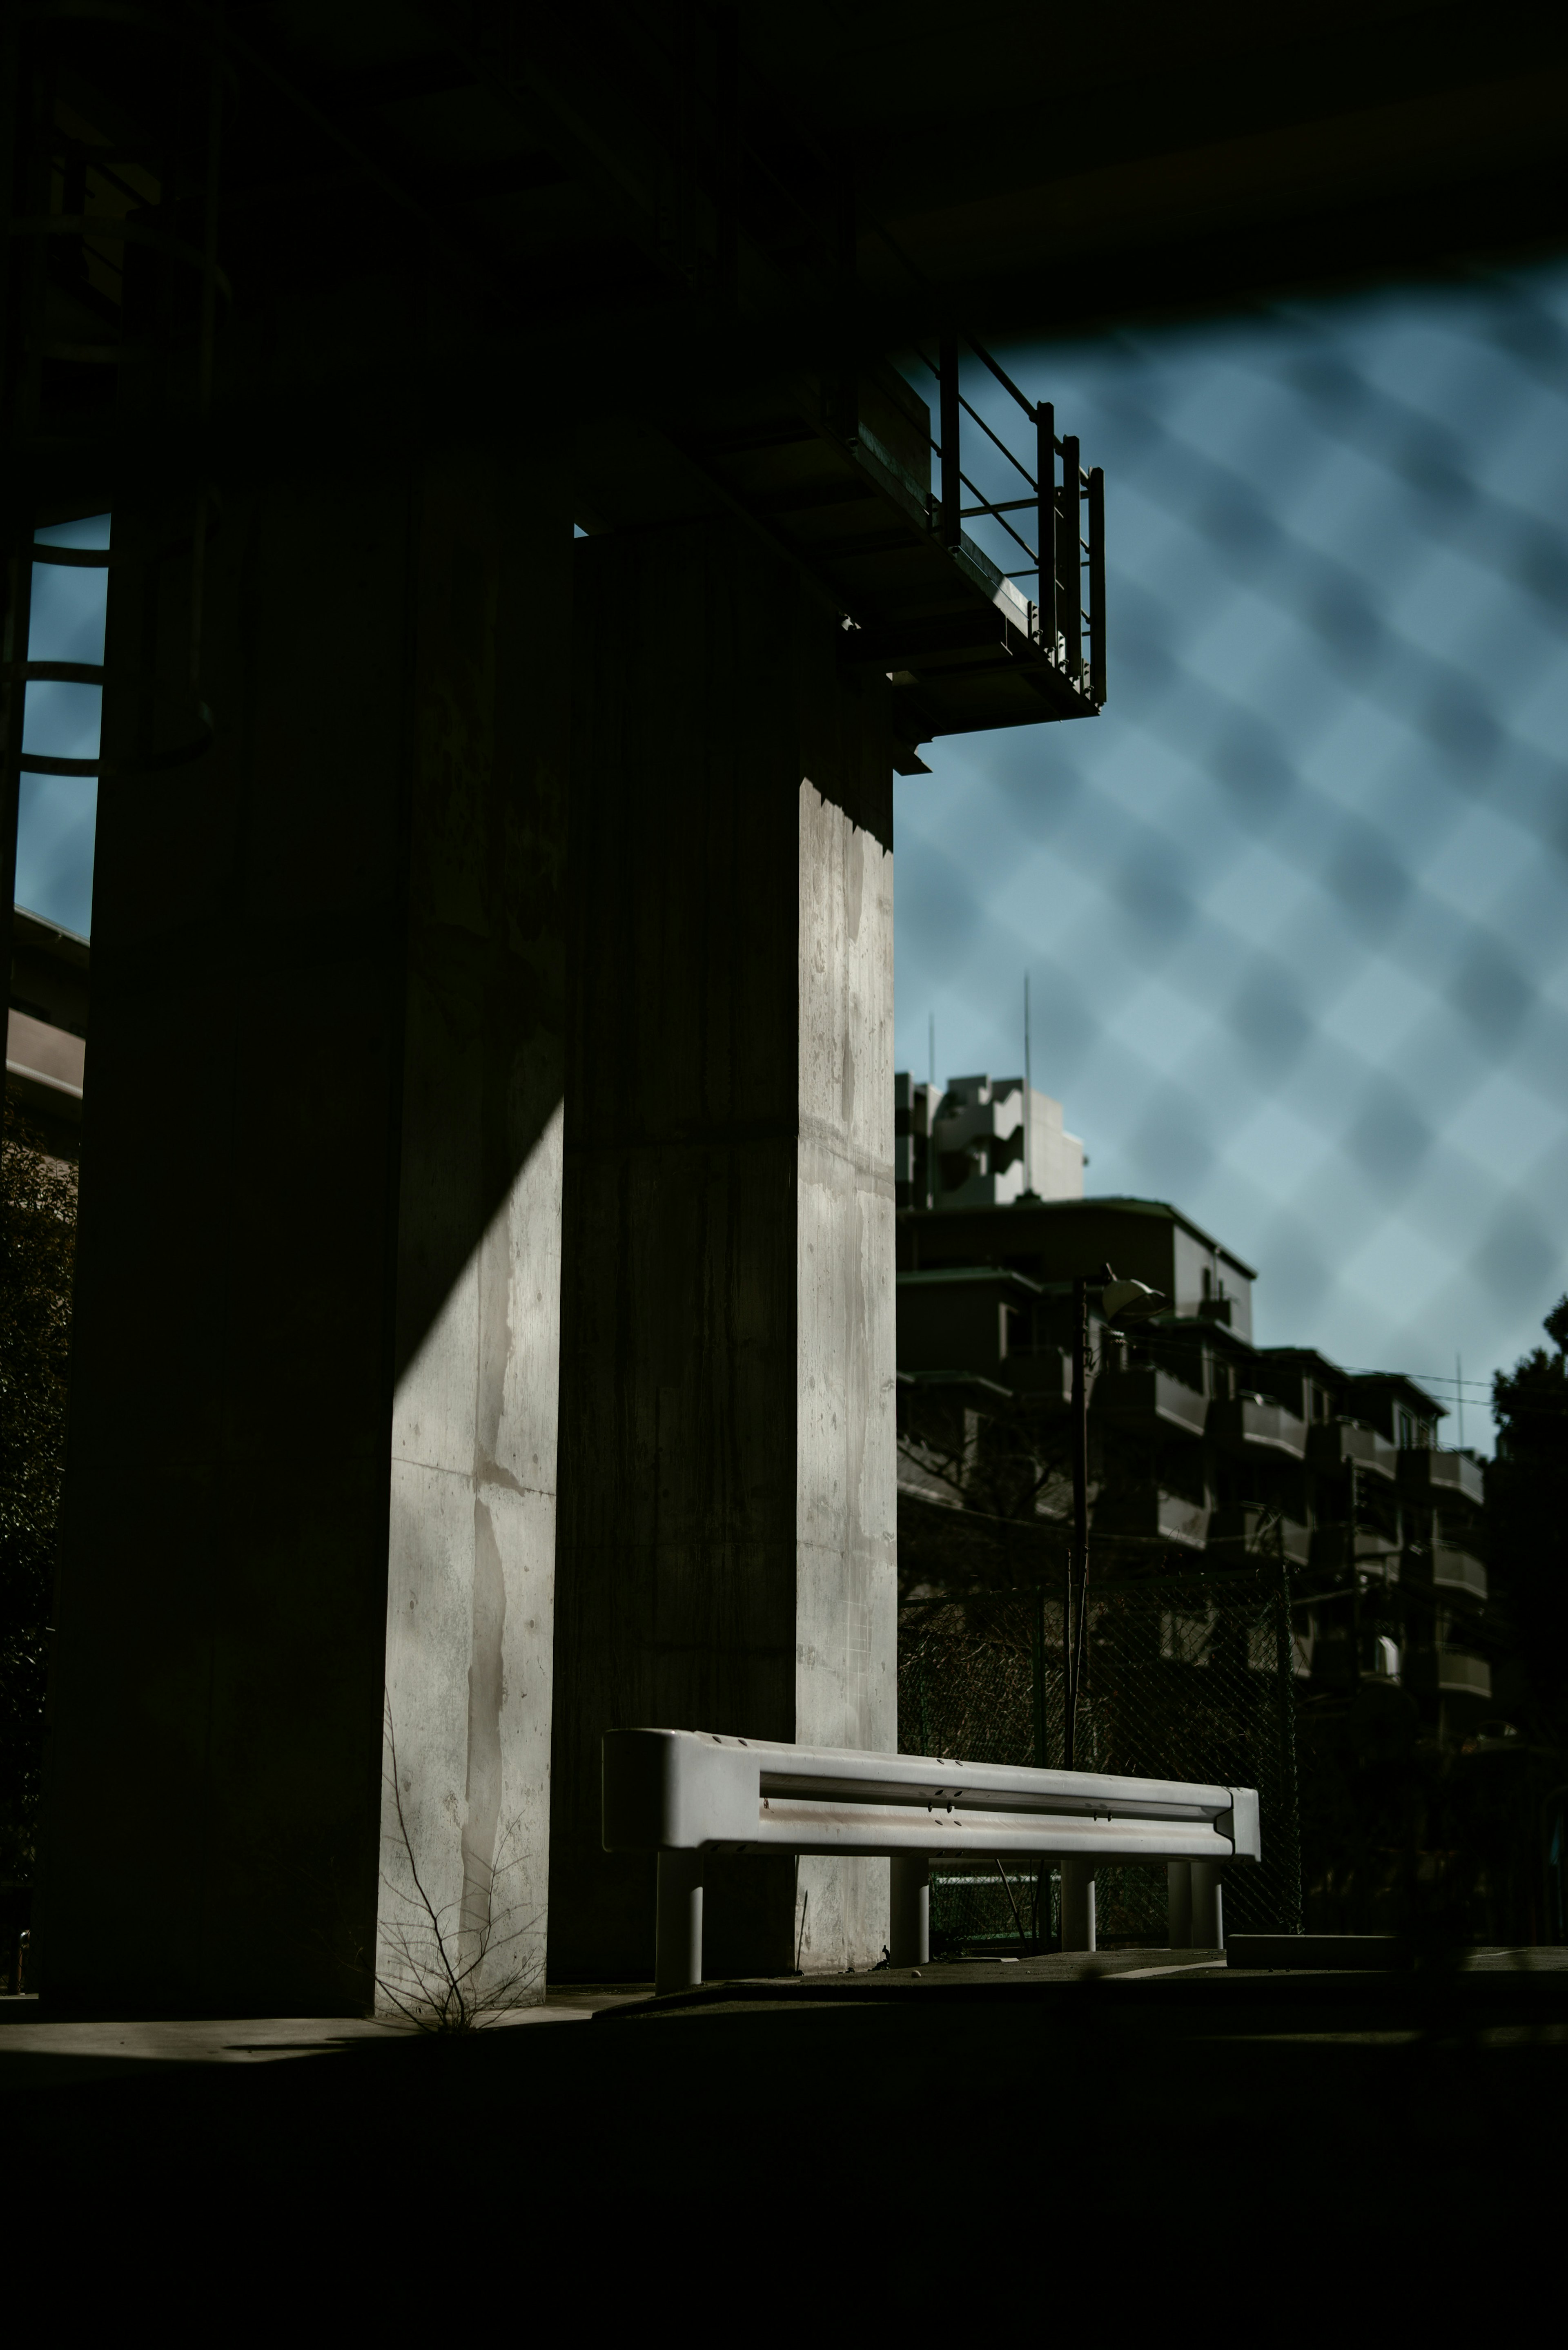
1398,1447 -> 1484,1508
1307,1420 -> 1398,1480
1432,1546 -> 1488,1602
1094,1489 -> 1209,1550
1091,1367 -> 1208,1440
1437,1650 -> 1491,1699
1208,1393 -> 1307,1460
1207,1507 -> 1311,1567
674,346 -> 1105,762
1310,1525 -> 1401,1577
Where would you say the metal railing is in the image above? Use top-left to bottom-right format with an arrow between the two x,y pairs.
900,330 -> 1106,704
614,4 -> 1106,707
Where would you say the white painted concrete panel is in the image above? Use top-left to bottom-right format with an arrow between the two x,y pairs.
484,1103 -> 564,1500
795,779 -> 896,1974
380,1104 -> 563,2017
382,1458 -> 477,1967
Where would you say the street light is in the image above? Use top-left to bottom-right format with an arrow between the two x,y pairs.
1065,1263 -> 1168,1768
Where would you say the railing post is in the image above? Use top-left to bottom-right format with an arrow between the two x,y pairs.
1036,400 -> 1056,658
1167,1859 -> 1193,1949
1087,464 -> 1106,705
1066,1270 -> 1089,1769
1060,434 -> 1082,682
889,1855 -> 930,1967
1061,1856 -> 1096,1953
655,1850 -> 705,1993
939,334 -> 960,550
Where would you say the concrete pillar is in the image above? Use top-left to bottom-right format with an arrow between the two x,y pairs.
551,516 -> 896,1982
39,437 -> 568,2016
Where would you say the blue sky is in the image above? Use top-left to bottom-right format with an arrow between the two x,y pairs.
15,511 -> 108,939
895,265 -> 1568,1446
18,272 -> 1567,1444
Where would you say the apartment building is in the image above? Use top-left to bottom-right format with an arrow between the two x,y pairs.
895,1072 -> 1492,1740
895,1072 -> 1085,1210
6,906 -> 87,1162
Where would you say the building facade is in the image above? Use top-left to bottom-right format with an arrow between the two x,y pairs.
895,1072 -> 1085,1211
6,908 -> 87,1162
894,1074 -> 1494,1743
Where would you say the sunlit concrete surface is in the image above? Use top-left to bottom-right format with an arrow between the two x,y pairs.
5,1946 -> 1559,2072
0,2002 -> 597,2073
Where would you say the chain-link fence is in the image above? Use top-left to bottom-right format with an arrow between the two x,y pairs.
895,268 -> 1568,1441
899,1568 -> 1301,1953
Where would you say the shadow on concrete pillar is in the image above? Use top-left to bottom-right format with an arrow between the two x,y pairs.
550,516 -> 897,1982
39,438 -> 570,2016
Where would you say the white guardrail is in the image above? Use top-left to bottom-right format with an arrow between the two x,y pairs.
603,1729 -> 1261,1993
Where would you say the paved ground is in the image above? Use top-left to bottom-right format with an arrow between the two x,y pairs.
6,1946 -> 1562,2288
0,1998 -> 598,2076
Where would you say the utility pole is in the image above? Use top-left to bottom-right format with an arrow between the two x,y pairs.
1066,1271 -> 1091,1769
1065,1264 -> 1166,1771
1023,971 -> 1033,1195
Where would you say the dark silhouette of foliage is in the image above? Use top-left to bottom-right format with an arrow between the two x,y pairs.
0,1097 -> 75,1902
1488,1295 -> 1568,1741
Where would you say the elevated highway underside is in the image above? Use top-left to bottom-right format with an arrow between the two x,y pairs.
7,3 -> 1561,2013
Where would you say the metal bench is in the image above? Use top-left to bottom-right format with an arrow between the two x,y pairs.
603,1728 -> 1261,1992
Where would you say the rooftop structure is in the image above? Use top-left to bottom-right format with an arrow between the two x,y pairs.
896,1072 -> 1085,1211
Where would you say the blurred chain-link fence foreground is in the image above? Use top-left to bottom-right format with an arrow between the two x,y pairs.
899,1556 -> 1555,1950
899,1567 -> 1301,1954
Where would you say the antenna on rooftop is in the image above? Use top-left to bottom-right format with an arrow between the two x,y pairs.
1024,971 -> 1033,1194
929,1010 -> 935,1090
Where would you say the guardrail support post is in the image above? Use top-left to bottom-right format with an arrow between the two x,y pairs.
889,1855 -> 929,1966
1167,1860 -> 1192,1949
656,1851 -> 705,1993
1061,1856 -> 1096,1953
1191,1861 -> 1224,1951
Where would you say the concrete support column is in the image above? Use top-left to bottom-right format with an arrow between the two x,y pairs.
1061,1856 -> 1097,1953
552,516 -> 896,1982
40,434 -> 569,2015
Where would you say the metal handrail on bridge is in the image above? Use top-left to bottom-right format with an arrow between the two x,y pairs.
615,6 -> 1108,713
902,330 -> 1106,707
